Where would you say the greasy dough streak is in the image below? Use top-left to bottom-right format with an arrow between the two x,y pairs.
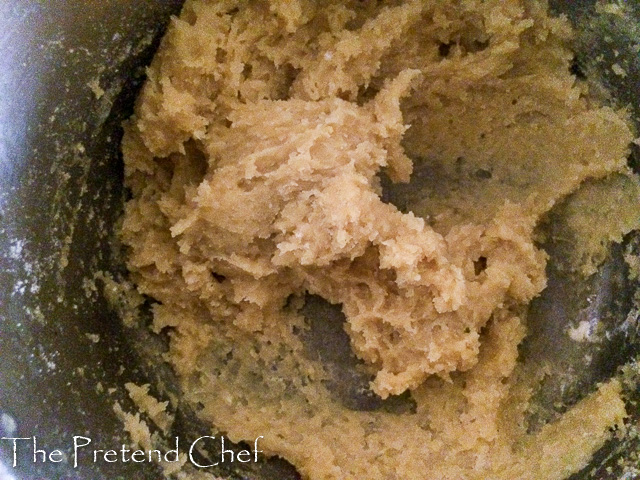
121,1 -> 638,479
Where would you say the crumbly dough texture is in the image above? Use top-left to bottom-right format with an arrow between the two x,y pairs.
121,0 -> 638,478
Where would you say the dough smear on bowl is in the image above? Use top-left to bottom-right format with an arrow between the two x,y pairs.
120,0 -> 640,478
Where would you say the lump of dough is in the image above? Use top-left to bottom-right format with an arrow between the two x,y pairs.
120,0 -> 637,478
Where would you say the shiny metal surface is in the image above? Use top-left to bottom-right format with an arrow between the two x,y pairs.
0,1 -> 638,479
0,2 -> 182,478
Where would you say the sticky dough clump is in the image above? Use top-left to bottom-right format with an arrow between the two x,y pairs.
120,0 -> 638,478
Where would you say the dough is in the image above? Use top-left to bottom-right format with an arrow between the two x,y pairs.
120,0 -> 639,478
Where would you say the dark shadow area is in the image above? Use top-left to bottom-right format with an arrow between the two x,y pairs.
298,295 -> 416,414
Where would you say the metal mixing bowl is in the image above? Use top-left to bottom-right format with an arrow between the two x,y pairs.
0,1 -> 639,479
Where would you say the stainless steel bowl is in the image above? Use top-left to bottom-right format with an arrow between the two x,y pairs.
1,1 -> 639,479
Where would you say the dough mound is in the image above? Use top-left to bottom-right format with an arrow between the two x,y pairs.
121,0 -> 637,478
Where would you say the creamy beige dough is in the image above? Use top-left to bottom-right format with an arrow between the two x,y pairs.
120,0 -> 640,478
